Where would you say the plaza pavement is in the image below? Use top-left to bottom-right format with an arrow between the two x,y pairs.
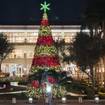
0,99 -> 105,105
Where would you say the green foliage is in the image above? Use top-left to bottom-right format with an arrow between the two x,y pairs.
65,80 -> 95,99
39,26 -> 51,35
28,69 -> 71,85
26,84 -> 66,98
69,31 -> 105,90
76,0 -> 105,91
98,87 -> 105,93
0,76 -> 28,85
98,87 -> 105,98
54,39 -> 69,62
27,69 -> 70,98
26,87 -> 43,98
35,45 -> 57,55
52,85 -> 66,98
70,32 -> 105,68
0,33 -> 13,60
0,33 -> 14,70
84,0 -> 105,25
31,66 -> 61,73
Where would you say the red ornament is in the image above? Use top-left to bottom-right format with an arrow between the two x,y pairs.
41,19 -> 49,26
48,76 -> 57,84
37,36 -> 54,46
32,80 -> 39,88
32,56 -> 60,67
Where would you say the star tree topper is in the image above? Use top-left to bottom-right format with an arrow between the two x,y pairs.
40,1 -> 50,13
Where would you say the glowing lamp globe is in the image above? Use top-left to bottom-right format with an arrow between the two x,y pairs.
94,96 -> 99,104
62,97 -> 66,103
29,98 -> 33,103
46,85 -> 52,93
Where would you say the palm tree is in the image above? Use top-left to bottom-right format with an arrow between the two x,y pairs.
0,33 -> 14,73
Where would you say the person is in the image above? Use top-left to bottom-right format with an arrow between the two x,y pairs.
45,92 -> 53,105
45,95 -> 49,105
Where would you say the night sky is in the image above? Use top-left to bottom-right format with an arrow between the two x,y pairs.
0,0 -> 89,25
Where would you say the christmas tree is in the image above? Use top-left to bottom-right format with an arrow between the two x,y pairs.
27,1 -> 66,99
31,2 -> 61,72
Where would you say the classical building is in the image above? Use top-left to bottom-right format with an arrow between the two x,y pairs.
0,25 -> 82,77
0,25 -> 105,86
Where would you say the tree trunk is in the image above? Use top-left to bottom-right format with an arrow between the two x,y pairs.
102,56 -> 105,88
102,21 -> 105,39
0,62 -> 1,72
95,63 -> 99,86
0,59 -> 3,72
90,65 -> 96,90
102,21 -> 105,88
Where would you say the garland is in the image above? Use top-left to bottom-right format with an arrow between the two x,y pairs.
39,26 -> 51,36
31,66 -> 61,73
35,45 -> 57,55
27,80 -> 66,98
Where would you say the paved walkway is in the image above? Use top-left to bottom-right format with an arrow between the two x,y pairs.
0,99 -> 105,105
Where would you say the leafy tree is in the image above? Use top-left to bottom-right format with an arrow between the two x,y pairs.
0,33 -> 14,72
54,39 -> 71,64
82,0 -> 105,88
69,31 -> 105,90
83,0 -> 105,37
54,39 -> 65,59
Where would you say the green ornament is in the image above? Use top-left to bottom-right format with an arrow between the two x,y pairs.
40,1 -> 50,13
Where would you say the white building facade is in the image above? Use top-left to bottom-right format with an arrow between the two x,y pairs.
0,25 -> 87,79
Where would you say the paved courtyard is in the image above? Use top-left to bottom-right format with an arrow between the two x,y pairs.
0,99 -> 105,105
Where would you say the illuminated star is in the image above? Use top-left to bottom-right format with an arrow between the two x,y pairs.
40,1 -> 50,13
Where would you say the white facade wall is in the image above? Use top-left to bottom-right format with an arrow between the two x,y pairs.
0,25 -> 82,77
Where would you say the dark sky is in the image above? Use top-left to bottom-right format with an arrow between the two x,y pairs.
0,0 -> 89,25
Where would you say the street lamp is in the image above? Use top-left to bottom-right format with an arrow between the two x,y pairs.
94,95 -> 100,104
28,97 -> 33,103
46,84 -> 52,93
45,83 -> 52,105
12,97 -> 16,104
62,97 -> 66,103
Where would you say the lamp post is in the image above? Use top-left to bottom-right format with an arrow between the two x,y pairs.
78,96 -> 83,103
62,97 -> 66,103
94,95 -> 100,104
46,83 -> 52,105
12,97 -> 16,104
41,69 -> 53,105
28,97 -> 33,104
46,84 -> 52,93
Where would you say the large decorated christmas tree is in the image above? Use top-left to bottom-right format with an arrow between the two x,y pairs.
27,1 -> 66,99
31,2 -> 61,72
